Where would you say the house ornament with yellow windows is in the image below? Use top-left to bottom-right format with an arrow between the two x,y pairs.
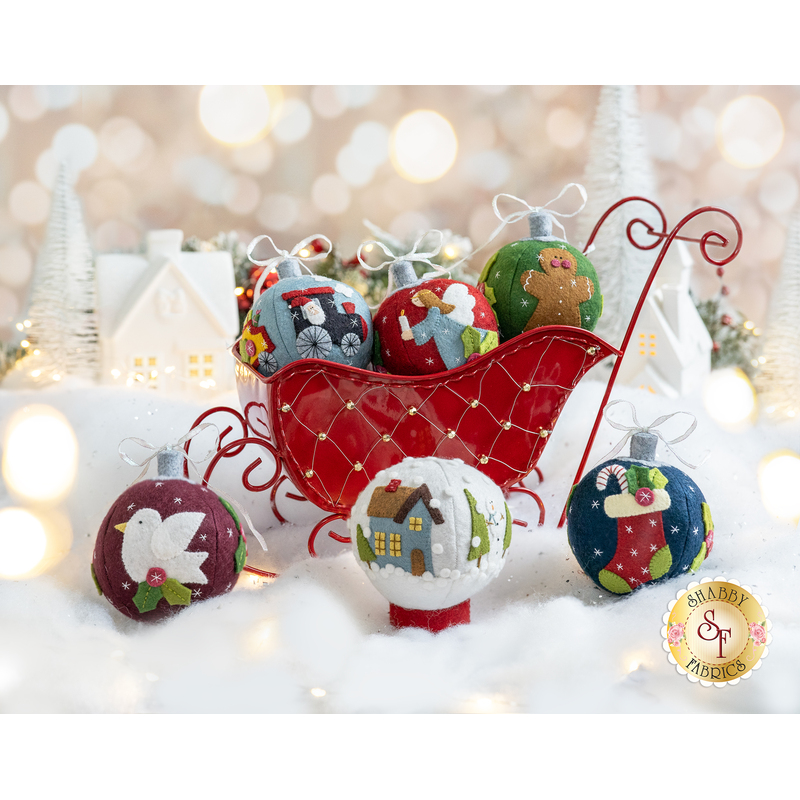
349,456 -> 512,632
95,229 -> 240,394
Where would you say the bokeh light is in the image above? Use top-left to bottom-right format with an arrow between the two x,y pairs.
759,451 -> 800,520
99,117 -> 151,168
391,110 -> 458,183
199,85 -> 273,146
272,99 -> 312,144
2,406 -> 78,503
53,123 -> 99,173
231,140 -> 274,175
8,85 -> 45,121
546,107 -> 587,150
257,193 -> 300,231
702,367 -> 757,427
0,507 -> 47,579
9,181 -> 50,225
0,243 -> 33,288
312,174 -> 350,215
0,102 -> 8,143
718,95 -> 784,169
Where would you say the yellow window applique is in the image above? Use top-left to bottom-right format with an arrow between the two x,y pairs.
189,355 -> 199,364
204,354 -> 213,363
134,357 -> 143,367
409,517 -> 422,531
374,531 -> 386,555
390,533 -> 402,557
148,357 -> 157,366
189,369 -> 198,378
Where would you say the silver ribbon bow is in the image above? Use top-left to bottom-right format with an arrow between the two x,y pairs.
118,423 -> 268,551
357,227 -> 445,303
598,399 -> 705,469
246,233 -> 333,299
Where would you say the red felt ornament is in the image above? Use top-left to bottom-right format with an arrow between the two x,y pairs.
372,259 -> 499,375
91,446 -> 250,622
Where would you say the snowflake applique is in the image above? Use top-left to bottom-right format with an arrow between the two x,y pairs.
670,526 -> 679,534
593,548 -> 603,557
649,519 -> 657,527
174,497 -> 182,504
630,549 -> 638,557
520,298 -> 529,307
122,582 -> 130,590
641,566 -> 649,575
193,589 -> 203,598
650,543 -> 658,552
692,527 -> 699,535
227,528 -> 234,537
127,503 -> 136,511
591,500 -> 599,509
625,525 -> 633,533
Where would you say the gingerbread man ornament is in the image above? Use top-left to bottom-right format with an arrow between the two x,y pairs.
520,247 -> 594,330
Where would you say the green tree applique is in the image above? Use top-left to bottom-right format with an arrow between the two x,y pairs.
465,489 -> 490,567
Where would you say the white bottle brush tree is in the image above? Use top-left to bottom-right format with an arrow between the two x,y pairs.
575,85 -> 662,348
26,163 -> 99,381
755,209 -> 800,420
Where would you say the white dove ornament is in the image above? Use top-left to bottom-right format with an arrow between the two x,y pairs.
91,448 -> 248,621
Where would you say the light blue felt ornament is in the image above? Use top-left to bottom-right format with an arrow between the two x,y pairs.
245,235 -> 373,376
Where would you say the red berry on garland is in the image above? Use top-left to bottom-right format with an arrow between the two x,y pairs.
721,286 -> 730,296
712,341 -> 720,352
721,314 -> 733,326
716,267 -> 725,277
91,449 -> 247,621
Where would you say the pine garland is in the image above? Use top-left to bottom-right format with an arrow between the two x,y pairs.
754,210 -> 800,419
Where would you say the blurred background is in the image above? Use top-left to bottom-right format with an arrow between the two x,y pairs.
0,84 -> 796,344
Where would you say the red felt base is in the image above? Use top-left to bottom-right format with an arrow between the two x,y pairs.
389,600 -> 470,632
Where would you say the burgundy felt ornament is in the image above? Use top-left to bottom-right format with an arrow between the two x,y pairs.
91,447 -> 249,622
372,259 -> 499,376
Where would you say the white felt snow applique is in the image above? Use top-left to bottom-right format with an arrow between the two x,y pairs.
116,509 -> 208,612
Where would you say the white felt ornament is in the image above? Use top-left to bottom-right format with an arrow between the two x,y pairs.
348,456 -> 512,631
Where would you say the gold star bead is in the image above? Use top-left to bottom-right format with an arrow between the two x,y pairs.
502,421 -> 512,430
382,434 -> 391,442
470,400 -> 479,408
281,403 -> 291,412
318,432 -> 327,441
446,429 -> 456,439
353,462 -> 363,471
479,455 -> 489,464
586,346 -> 598,355
305,469 -> 314,478
539,429 -> 550,438
408,407 -> 417,415
522,383 -> 531,392
345,400 -> 355,410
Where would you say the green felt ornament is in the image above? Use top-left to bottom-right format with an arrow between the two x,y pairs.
478,210 -> 602,340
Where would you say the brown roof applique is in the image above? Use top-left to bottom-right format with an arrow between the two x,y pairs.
367,483 -> 445,525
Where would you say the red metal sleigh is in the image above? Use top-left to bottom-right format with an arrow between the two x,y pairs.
185,198 -> 742,570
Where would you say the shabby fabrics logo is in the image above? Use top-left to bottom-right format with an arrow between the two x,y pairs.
662,576 -> 771,686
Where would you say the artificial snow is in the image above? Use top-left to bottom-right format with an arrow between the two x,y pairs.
1,372 -> 798,713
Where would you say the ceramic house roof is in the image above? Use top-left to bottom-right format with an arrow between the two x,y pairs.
367,483 -> 445,525
95,250 -> 239,341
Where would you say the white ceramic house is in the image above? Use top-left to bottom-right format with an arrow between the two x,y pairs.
95,230 -> 239,394
617,241 -> 712,397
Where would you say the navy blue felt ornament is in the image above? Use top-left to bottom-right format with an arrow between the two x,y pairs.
243,235 -> 373,377
566,409 -> 714,595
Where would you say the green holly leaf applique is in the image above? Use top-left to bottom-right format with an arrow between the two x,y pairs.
133,582 -> 164,613
649,468 -> 668,490
218,496 -> 241,532
90,562 -> 103,596
161,578 -> 192,606
234,535 -> 247,573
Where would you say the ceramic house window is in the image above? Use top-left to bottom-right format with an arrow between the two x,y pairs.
638,332 -> 657,357
188,353 -> 214,379
389,533 -> 402,557
374,531 -> 386,556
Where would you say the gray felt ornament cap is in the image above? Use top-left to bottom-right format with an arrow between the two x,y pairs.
528,210 -> 554,239
277,257 -> 302,280
156,448 -> 184,478
389,259 -> 418,289
630,430 -> 658,462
